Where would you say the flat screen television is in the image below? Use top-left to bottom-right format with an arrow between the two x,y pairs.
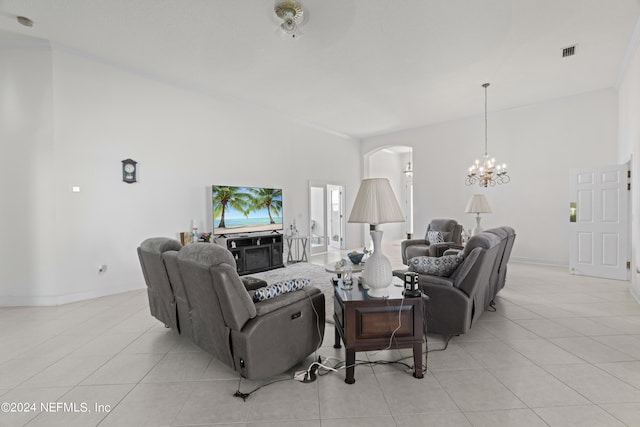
212,185 -> 283,235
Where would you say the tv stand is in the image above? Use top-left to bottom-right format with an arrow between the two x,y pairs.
215,234 -> 284,275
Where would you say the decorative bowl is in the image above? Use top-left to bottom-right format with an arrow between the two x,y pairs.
347,252 -> 364,265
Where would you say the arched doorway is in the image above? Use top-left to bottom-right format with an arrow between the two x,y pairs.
363,145 -> 413,244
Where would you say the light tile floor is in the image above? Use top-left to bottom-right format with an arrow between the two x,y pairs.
1,244 -> 639,426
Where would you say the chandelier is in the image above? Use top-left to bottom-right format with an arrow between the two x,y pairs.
466,83 -> 510,187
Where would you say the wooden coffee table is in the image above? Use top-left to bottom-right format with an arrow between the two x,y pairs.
332,277 -> 425,384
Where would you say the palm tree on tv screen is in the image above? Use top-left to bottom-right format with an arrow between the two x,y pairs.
248,188 -> 282,224
212,186 -> 251,228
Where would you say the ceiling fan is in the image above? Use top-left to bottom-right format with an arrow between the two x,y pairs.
274,0 -> 305,39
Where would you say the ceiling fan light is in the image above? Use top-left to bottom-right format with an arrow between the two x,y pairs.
282,17 -> 297,33
274,0 -> 304,38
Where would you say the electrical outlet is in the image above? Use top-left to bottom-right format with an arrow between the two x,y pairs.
98,265 -> 107,273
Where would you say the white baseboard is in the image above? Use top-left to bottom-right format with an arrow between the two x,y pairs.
510,257 -> 568,267
0,284 -> 145,307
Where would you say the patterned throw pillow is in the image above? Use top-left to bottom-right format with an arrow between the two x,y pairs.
427,231 -> 445,244
252,278 -> 310,302
408,254 -> 464,277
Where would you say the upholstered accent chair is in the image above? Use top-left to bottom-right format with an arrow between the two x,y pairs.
137,237 -> 184,332
176,243 -> 325,380
401,219 -> 464,264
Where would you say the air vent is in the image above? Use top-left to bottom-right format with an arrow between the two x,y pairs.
562,45 -> 577,58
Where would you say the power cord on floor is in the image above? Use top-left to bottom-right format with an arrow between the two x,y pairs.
233,355 -> 332,400
233,376 -> 293,401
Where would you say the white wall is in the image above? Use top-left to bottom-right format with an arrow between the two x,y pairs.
362,90 -> 619,265
617,18 -> 640,302
366,149 -> 405,240
0,36 -> 57,304
0,41 -> 362,305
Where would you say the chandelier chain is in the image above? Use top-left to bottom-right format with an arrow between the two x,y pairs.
484,83 -> 488,157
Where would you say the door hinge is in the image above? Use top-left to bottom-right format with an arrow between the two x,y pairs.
628,183 -> 631,191
628,170 -> 631,178
627,261 -> 631,270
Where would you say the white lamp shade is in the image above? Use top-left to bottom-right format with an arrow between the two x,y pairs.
348,178 -> 405,225
465,194 -> 492,214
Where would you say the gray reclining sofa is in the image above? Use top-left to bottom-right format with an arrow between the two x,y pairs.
138,239 -> 325,380
395,229 -> 514,337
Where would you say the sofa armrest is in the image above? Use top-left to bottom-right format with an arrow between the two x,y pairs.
401,239 -> 428,264
419,282 -> 472,336
402,239 -> 428,250
417,274 -> 455,287
396,269 -> 456,288
241,276 -> 268,291
428,242 -> 463,257
443,248 -> 463,256
253,287 -> 321,317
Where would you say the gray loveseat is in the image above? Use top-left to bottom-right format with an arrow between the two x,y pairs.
395,229 -> 514,337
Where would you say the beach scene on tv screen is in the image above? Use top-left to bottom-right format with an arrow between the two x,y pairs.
212,185 -> 283,235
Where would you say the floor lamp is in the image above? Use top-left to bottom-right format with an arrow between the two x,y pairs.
348,178 -> 405,298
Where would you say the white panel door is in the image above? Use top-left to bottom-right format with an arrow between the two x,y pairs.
328,185 -> 345,250
569,164 -> 630,280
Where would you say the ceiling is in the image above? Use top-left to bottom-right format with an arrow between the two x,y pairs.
1,0 -> 639,140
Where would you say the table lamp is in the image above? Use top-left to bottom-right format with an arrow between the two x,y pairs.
465,194 -> 492,235
348,178 -> 405,297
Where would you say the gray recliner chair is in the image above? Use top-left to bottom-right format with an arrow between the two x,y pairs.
176,243 -> 325,380
401,219 -> 464,264
137,237 -> 184,331
395,232 -> 501,336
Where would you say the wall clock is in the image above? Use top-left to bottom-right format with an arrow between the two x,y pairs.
122,158 -> 137,183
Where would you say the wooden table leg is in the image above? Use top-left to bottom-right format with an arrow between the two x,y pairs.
333,324 -> 341,349
413,342 -> 424,379
345,349 -> 356,384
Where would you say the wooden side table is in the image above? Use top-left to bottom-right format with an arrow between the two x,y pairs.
333,277 -> 425,384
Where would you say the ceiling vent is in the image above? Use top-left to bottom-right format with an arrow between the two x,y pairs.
562,45 -> 577,58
